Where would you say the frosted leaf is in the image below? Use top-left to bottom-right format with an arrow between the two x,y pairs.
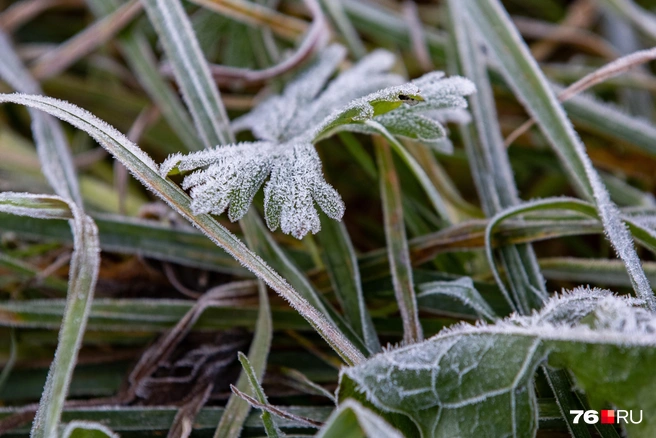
589,295 -> 655,334
341,289 -> 656,437
264,144 -> 344,239
312,73 -> 476,143
161,142 -> 275,220
162,45 -> 475,239
426,107 -> 472,125
311,83 -> 422,141
534,286 -> 615,326
374,110 -> 446,146
232,44 -> 347,141
316,400 -> 404,438
410,74 -> 477,112
296,49 -> 405,133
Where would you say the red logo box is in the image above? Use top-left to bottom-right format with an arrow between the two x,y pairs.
601,410 -> 615,424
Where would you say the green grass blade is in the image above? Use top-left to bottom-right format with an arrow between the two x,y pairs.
240,212 -> 370,356
0,193 -> 72,220
318,213 -> 381,354
418,277 -> 497,321
563,90 -> 656,156
366,121 -> 452,224
0,406 -> 337,435
597,0 -> 656,41
0,194 -> 100,438
32,210 -> 98,438
0,329 -> 17,392
0,31 -> 82,206
0,298 -> 300,332
448,0 -> 547,314
320,0 -> 366,59
0,212 -> 246,275
484,197 -> 598,304
214,218 -> 272,438
236,352 -> 281,438
461,0 -> 656,310
343,0 -> 447,63
542,368 -> 594,438
375,136 -> 422,344
141,0 -> 233,147
539,257 -> 656,287
0,93 -> 364,365
214,281 -> 272,438
85,0 -> 203,151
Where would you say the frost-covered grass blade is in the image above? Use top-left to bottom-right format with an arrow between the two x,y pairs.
0,93 -> 364,365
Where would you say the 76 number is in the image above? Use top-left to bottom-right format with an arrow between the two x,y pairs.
570,410 -> 599,424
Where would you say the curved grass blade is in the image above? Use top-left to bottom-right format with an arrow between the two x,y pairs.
461,0 -> 655,311
0,31 -> 81,206
0,93 -> 364,366
318,214 -> 381,354
448,0 -> 547,314
540,257 -> 656,289
213,280 -> 272,437
375,136 -> 422,344
0,32 -> 102,438
235,352 -> 281,437
484,197 -> 597,304
366,121 -> 451,224
0,193 -> 100,438
62,421 -> 118,438
0,193 -> 72,219
240,212 -> 370,355
418,277 -> 497,322
85,0 -> 202,151
142,0 -> 233,147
